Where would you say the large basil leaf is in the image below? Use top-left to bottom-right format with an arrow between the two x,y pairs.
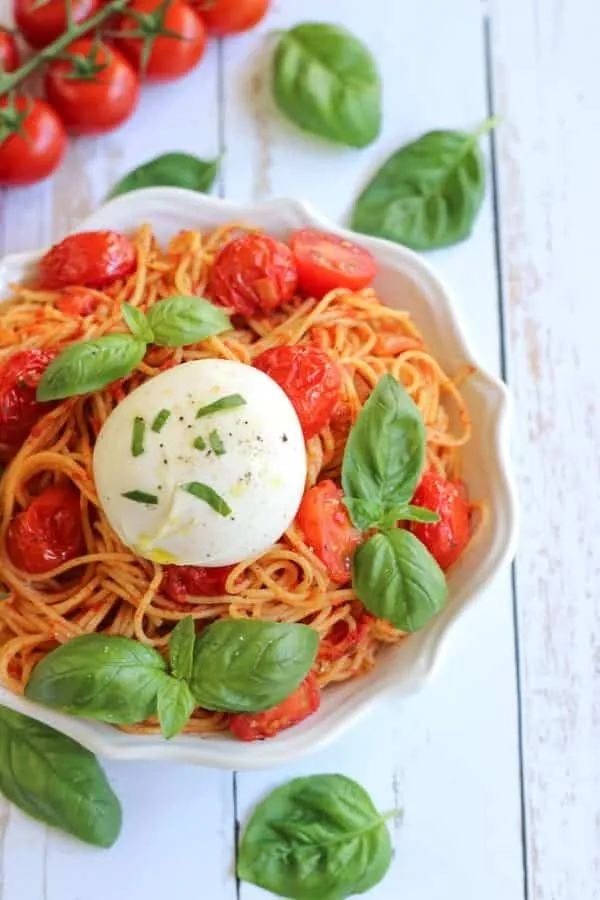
342,375 -> 425,529
351,118 -> 496,250
0,706 -> 121,847
168,616 -> 196,682
36,334 -> 146,401
352,529 -> 447,631
190,620 -> 318,713
108,153 -> 219,199
25,635 -> 167,725
156,676 -> 196,740
146,295 -> 231,347
272,23 -> 381,148
237,774 -> 393,900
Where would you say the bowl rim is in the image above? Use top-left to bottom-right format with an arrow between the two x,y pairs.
0,188 -> 518,768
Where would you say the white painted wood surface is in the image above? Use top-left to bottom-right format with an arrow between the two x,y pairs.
0,0 -> 596,898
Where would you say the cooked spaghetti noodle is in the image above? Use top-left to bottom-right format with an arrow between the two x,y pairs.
0,223 -> 472,736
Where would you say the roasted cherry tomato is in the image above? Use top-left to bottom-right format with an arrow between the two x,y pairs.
116,0 -> 206,81
55,287 -> 101,316
0,96 -> 66,187
7,484 -> 85,574
209,234 -> 298,316
253,345 -> 341,439
0,349 -> 57,453
161,564 -> 233,602
229,673 -> 320,741
39,230 -> 136,289
0,28 -> 19,71
14,0 -> 101,49
290,229 -> 377,299
296,480 -> 361,585
410,469 -> 470,570
318,611 -> 374,662
44,39 -> 139,135
196,0 -> 269,34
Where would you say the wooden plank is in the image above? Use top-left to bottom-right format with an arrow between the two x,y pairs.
489,1 -> 600,897
221,2 -> 524,898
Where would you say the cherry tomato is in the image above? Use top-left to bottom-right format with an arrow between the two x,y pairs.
116,0 -> 206,82
253,345 -> 341,439
290,230 -> 377,299
55,287 -> 100,316
14,0 -> 101,49
229,673 -> 320,741
0,97 -> 66,187
318,611 -> 374,662
161,564 -> 233,602
296,480 -> 361,585
38,231 -> 136,289
196,0 -> 269,35
44,39 -> 139,135
410,469 -> 470,570
0,349 -> 57,453
7,484 -> 85,574
209,234 -> 298,316
0,28 -> 19,71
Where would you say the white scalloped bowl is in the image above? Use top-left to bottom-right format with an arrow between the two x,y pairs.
0,189 -> 517,769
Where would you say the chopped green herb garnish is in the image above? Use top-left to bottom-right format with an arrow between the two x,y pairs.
193,435 -> 207,450
131,417 -> 146,457
182,482 -> 231,516
151,408 -> 171,432
122,490 -> 158,505
195,394 -> 246,419
209,429 -> 225,456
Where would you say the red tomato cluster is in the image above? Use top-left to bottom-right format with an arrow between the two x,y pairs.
0,0 -> 271,186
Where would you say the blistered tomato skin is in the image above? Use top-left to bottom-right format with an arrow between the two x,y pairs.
0,349 -> 58,452
296,479 -> 361,585
7,484 -> 85,574
410,469 -> 470,570
161,564 -> 234,601
38,231 -> 137,289
208,234 -> 298,316
229,673 -> 320,741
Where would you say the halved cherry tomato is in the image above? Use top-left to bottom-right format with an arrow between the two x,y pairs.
116,0 -> 206,82
196,0 -> 269,35
318,611 -> 375,662
208,234 -> 298,316
229,673 -> 320,741
290,230 -> 377,299
410,469 -> 470,570
296,480 -> 361,585
44,39 -> 139,135
0,349 -> 57,453
0,96 -> 66,187
14,0 -> 101,49
161,564 -> 233,602
39,231 -> 136,289
253,345 -> 341,439
0,28 -> 19,71
55,287 -> 100,316
7,484 -> 85,574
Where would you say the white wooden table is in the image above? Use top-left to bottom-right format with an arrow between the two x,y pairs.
1,1 -> 598,898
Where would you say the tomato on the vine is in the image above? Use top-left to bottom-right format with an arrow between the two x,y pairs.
44,39 -> 139,135
7,484 -> 85,574
39,231 -> 137,289
0,96 -> 66,187
196,0 -> 269,35
116,0 -> 207,81
0,27 -> 19,71
209,234 -> 298,316
14,0 -> 101,49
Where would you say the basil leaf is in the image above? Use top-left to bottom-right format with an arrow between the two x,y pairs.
168,616 -> 196,681
0,705 -> 121,847
108,153 -> 218,199
377,504 -> 440,530
36,334 -> 146,401
156,676 -> 195,740
353,529 -> 447,631
273,23 -> 381,148
25,634 -> 167,725
238,774 -> 393,900
351,117 -> 497,250
342,375 -> 425,529
122,302 -> 153,342
146,295 -> 231,347
190,619 -> 318,713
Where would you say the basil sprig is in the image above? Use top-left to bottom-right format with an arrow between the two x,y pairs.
0,705 -> 121,848
108,152 -> 219,199
36,295 -> 231,401
351,117 -> 497,250
238,774 -> 393,900
273,23 -> 381,148
168,616 -> 196,682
